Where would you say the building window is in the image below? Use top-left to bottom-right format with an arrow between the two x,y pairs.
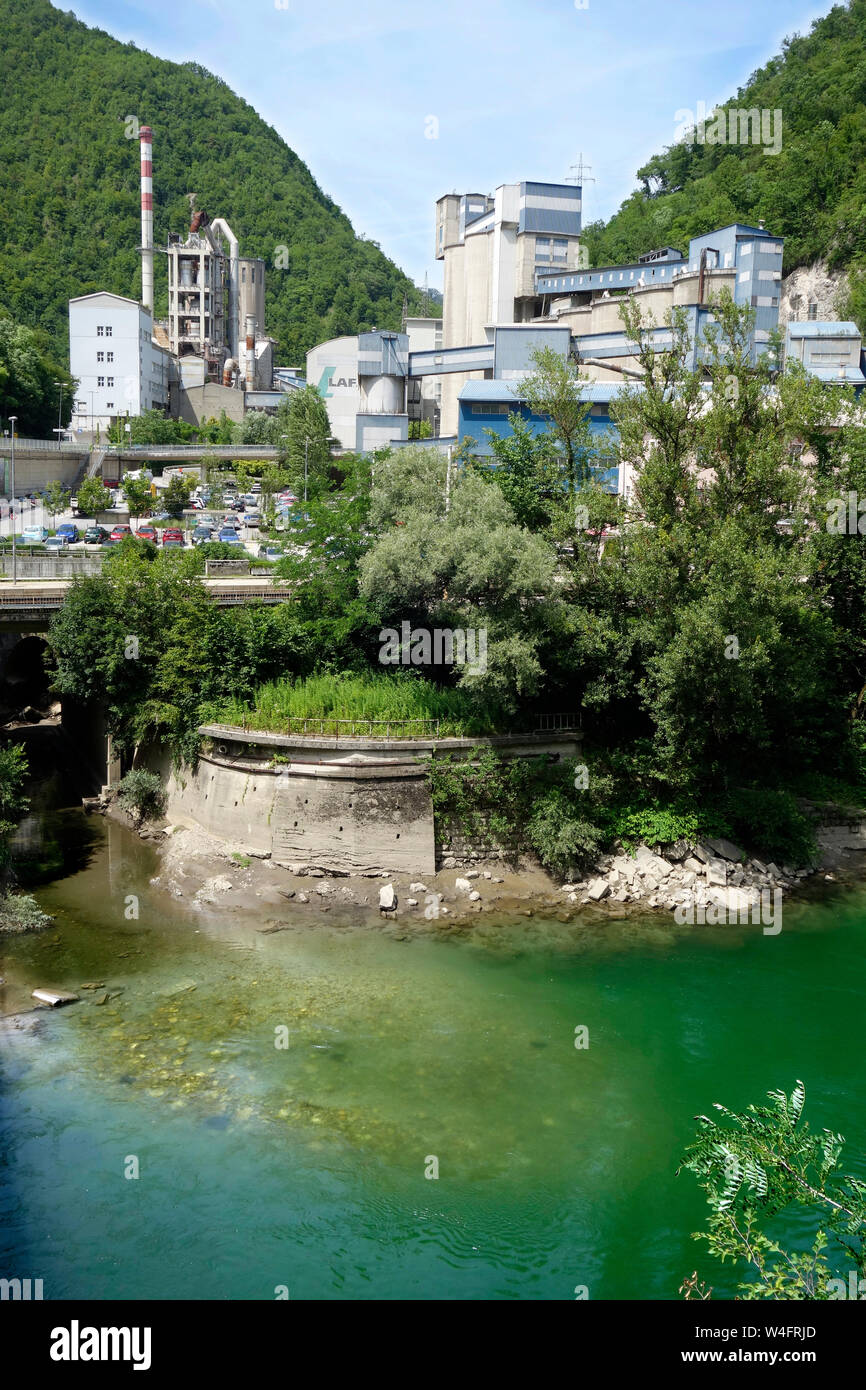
97,376 -> 105,386
251,268 -> 256,283
105,326 -> 112,336
96,351 -> 104,362
106,402 -> 114,410
242,267 -> 246,283
97,326 -> 104,336
808,302 -> 818,321
107,377 -> 114,387
107,352 -> 114,363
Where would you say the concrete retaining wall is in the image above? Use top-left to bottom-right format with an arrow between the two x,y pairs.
0,554 -> 105,578
155,726 -> 579,876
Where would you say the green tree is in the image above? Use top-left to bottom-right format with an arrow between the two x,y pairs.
121,473 -> 153,520
471,412 -> 563,532
278,386 -> 334,501
163,474 -> 192,519
76,477 -> 113,524
43,479 -> 70,526
519,346 -> 596,495
678,1082 -> 866,1300
0,314 -> 75,438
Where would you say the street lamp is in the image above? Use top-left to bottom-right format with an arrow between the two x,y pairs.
54,379 -> 64,438
9,416 -> 17,583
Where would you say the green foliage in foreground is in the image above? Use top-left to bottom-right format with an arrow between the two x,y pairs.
204,671 -> 505,738
679,1082 -> 866,1300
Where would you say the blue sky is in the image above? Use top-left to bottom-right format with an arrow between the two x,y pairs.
68,0 -> 834,288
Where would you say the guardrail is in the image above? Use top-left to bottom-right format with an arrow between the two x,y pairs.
205,713 -> 582,741
0,438 -> 87,452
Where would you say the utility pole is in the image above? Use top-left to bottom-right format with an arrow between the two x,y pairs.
9,416 -> 17,584
54,379 -> 64,438
304,437 -> 309,504
567,153 -> 595,190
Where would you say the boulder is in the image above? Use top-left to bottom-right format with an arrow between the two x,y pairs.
454,878 -> 472,894
664,839 -> 691,862
379,884 -> 397,911
469,890 -> 481,902
586,878 -> 610,901
706,837 -> 744,863
640,854 -> 673,880
297,892 -> 309,903
706,859 -> 728,887
464,870 -> 480,880
441,856 -> 457,869
409,882 -> 427,893
683,856 -> 705,876
406,898 -> 419,907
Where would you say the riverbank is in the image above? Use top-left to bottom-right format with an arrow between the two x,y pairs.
112,800 -> 866,932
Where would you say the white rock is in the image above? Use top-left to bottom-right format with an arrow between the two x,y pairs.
587,878 -> 610,901
409,882 -> 427,893
469,890 -> 481,901
567,892 -> 579,903
482,871 -> 492,880
464,870 -> 480,879
297,892 -> 309,903
683,857 -> 704,875
406,898 -> 419,907
706,860 -> 728,887
455,877 -> 472,894
379,884 -> 396,911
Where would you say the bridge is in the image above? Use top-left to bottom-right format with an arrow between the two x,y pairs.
0,577 -> 291,629
0,438 -> 281,494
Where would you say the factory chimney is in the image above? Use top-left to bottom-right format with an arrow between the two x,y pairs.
139,125 -> 154,313
245,315 -> 256,391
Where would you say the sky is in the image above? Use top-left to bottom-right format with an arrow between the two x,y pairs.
67,0 -> 836,289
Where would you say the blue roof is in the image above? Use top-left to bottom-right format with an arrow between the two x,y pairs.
787,321 -> 861,338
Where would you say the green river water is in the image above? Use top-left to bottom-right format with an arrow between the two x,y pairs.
1,812 -> 865,1301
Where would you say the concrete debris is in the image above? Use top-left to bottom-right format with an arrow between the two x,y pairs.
379,884 -> 397,912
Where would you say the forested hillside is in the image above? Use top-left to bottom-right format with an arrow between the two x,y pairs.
583,0 -> 866,279
0,0 -> 421,362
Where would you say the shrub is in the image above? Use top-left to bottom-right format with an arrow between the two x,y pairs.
720,788 -> 816,864
117,769 -> 166,825
0,892 -> 52,934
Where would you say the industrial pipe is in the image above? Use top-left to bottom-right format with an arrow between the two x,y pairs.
223,357 -> 238,388
139,126 -> 154,313
245,316 -> 256,391
210,218 -> 239,359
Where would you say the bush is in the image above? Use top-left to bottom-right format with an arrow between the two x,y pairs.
720,788 -> 816,865
0,892 -> 52,934
117,769 -> 166,825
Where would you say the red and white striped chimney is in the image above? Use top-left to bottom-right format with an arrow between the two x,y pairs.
139,125 -> 154,313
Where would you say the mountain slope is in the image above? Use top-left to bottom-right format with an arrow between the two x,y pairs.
0,0 -> 422,363
583,0 -> 866,277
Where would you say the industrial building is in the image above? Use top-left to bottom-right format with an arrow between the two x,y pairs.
68,292 -> 171,434
68,123 -> 283,437
435,181 -> 583,436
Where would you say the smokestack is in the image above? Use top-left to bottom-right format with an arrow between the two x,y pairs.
139,125 -> 154,314
245,315 -> 256,391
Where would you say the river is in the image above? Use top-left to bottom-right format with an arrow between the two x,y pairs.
1,811 -> 865,1300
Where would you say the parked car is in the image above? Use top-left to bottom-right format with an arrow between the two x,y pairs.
222,514 -> 241,528
217,528 -> 244,547
83,525 -> 110,544
136,525 -> 158,542
21,524 -> 49,543
110,525 -> 132,542
192,525 -> 214,546
45,535 -> 70,551
243,511 -> 261,527
161,528 -> 185,546
258,545 -> 283,561
56,523 -> 80,543
162,539 -> 184,549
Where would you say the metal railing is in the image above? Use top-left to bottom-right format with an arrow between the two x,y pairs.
533,713 -> 582,732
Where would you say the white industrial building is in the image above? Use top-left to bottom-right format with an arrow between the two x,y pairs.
68,292 -> 170,434
435,182 -> 583,435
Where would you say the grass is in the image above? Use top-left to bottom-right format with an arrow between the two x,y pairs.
231,851 -> 251,868
203,671 -> 504,739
